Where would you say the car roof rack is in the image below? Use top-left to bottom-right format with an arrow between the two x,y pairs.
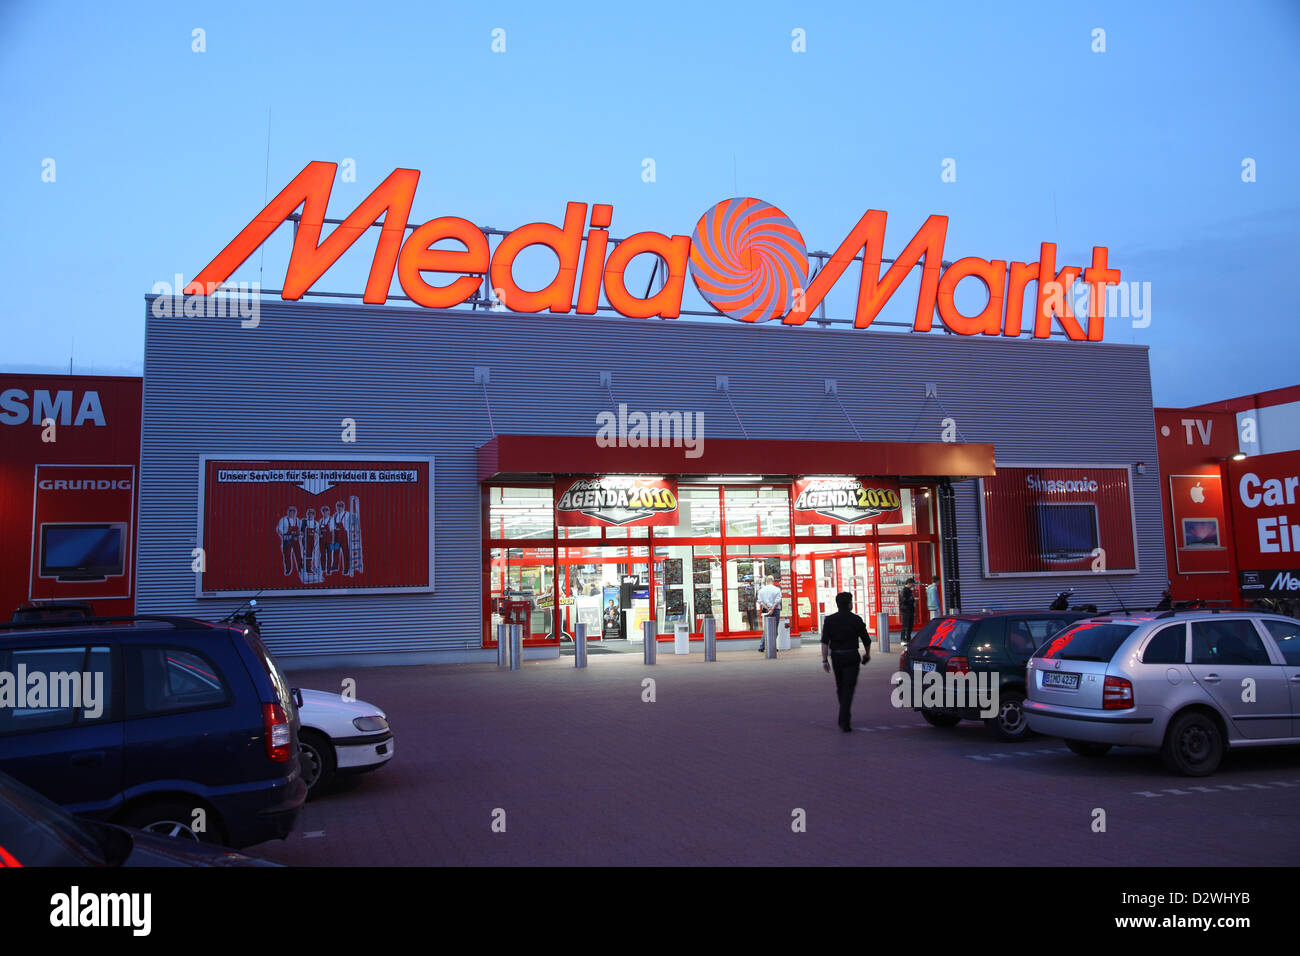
0,615 -> 216,633
1153,607 -> 1263,619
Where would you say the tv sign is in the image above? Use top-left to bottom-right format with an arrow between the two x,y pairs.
187,161 -> 1121,341
30,464 -> 135,601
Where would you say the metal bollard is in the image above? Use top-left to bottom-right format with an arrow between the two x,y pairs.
765,617 -> 778,659
704,617 -> 716,662
497,623 -> 508,667
574,622 -> 587,669
643,620 -> 657,664
510,623 -> 522,671
876,612 -> 890,654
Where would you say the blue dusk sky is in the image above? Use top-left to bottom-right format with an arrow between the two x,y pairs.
1,0 -> 1297,407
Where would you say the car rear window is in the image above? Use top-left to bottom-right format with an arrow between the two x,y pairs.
126,646 -> 230,717
912,617 -> 974,651
1035,621 -> 1137,662
1141,624 -> 1186,664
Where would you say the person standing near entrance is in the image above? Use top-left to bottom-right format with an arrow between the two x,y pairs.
821,591 -> 872,732
756,575 -> 782,652
899,577 -> 917,644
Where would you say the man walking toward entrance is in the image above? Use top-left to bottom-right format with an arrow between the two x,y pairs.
756,575 -> 782,653
821,591 -> 872,732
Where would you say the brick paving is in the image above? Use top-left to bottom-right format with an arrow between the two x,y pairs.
253,645 -> 1300,866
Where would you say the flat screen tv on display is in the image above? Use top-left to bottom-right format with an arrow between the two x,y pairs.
1035,505 -> 1098,560
39,523 -> 127,581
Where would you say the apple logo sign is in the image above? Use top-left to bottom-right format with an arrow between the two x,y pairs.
1190,482 -> 1206,504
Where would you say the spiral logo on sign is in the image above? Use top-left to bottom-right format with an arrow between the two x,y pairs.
688,198 -> 809,323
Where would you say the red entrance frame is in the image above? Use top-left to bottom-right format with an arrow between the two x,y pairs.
478,436 -> 995,649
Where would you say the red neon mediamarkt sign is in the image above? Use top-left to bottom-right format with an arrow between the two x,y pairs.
188,161 -> 1121,340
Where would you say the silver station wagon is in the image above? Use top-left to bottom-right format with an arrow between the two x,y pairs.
1025,610 -> 1300,776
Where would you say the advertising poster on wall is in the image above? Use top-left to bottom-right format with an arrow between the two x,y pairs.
980,465 -> 1137,576
791,477 -> 902,525
29,464 -> 135,601
1169,474 -> 1229,574
1229,450 -> 1300,592
198,457 -> 433,595
554,476 -> 678,527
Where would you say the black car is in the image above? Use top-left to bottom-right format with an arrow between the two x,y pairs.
0,770 -> 279,866
0,615 -> 306,848
898,610 -> 1091,739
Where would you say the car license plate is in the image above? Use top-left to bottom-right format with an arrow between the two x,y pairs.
1042,671 -> 1079,689
919,661 -> 937,673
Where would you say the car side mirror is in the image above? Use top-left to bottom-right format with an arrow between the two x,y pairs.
292,687 -> 303,709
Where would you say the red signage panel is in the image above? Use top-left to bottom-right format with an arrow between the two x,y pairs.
1168,474 -> 1230,574
554,477 -> 678,527
29,464 -> 135,601
199,457 -> 433,595
791,477 -> 902,525
1228,450 -> 1300,573
980,465 -> 1136,576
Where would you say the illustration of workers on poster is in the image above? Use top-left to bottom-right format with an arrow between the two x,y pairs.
332,500 -> 353,576
300,508 -> 324,585
276,506 -> 303,576
208,461 -> 402,593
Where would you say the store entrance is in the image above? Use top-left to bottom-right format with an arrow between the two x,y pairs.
793,541 -> 935,634
558,545 -> 650,642
488,544 -> 651,643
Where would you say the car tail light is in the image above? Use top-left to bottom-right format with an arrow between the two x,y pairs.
1103,676 -> 1134,710
946,656 -> 970,674
898,652 -> 908,671
263,702 -> 292,762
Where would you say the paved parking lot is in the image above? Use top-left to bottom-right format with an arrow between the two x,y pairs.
258,646 -> 1300,866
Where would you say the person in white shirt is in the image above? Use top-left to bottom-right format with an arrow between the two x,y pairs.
275,506 -> 303,576
756,575 -> 782,653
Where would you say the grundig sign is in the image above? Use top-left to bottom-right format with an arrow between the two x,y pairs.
189,161 -> 1121,340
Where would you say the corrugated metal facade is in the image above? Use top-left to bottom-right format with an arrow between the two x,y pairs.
138,296 -> 1166,661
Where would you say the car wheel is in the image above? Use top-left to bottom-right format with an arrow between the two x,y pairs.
299,729 -> 337,797
118,800 -> 221,844
1161,711 -> 1224,776
920,710 -> 961,728
985,691 -> 1030,741
1066,739 -> 1112,757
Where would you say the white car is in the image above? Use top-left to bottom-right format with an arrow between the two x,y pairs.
295,689 -> 394,797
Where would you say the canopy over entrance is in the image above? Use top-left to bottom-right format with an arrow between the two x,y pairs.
477,435 -> 996,482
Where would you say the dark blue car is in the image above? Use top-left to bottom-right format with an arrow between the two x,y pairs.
0,616 -> 306,848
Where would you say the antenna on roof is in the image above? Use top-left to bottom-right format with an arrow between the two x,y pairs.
1104,577 -> 1128,613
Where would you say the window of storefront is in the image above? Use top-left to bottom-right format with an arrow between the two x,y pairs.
483,480 -> 943,647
